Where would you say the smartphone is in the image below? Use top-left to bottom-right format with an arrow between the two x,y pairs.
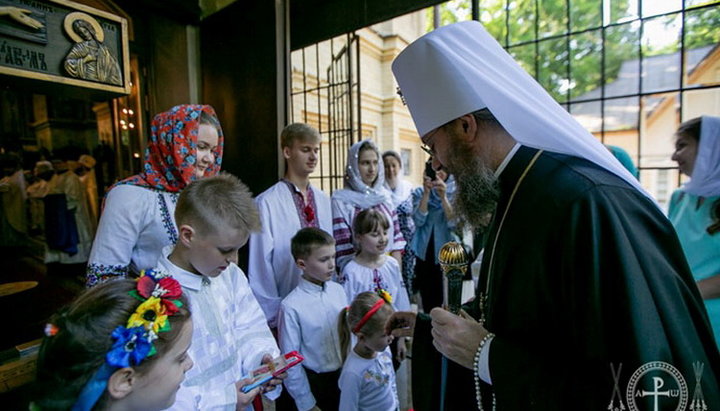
425,161 -> 436,180
240,351 -> 304,393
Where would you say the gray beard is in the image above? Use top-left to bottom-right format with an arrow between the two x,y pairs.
449,152 -> 499,230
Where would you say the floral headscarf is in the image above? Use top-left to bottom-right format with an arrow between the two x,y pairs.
332,139 -> 391,209
115,104 -> 224,193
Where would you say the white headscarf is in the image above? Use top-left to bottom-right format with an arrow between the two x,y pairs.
391,21 -> 650,200
332,139 -> 391,209
683,115 -> 720,197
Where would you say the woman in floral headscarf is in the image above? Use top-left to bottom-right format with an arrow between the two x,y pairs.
668,115 -> 720,348
331,140 -> 406,272
86,105 -> 223,286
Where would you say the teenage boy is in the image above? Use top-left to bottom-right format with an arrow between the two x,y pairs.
278,227 -> 347,411
249,123 -> 332,328
158,173 -> 285,410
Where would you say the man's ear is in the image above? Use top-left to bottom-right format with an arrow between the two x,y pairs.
107,367 -> 136,400
178,224 -> 195,247
282,145 -> 292,160
457,113 -> 479,142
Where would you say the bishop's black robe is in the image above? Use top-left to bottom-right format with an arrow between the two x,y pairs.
413,145 -> 720,410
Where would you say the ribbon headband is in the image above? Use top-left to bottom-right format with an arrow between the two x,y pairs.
353,298 -> 385,334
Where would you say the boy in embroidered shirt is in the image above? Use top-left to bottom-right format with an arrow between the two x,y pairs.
278,227 -> 347,411
158,173 -> 285,410
249,123 -> 333,329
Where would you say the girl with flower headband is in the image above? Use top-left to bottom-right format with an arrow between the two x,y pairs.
338,208 -> 410,367
337,291 -> 399,411
86,104 -> 223,287
33,270 -> 193,411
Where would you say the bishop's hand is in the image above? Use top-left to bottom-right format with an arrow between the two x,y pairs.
430,308 -> 488,370
385,311 -> 416,338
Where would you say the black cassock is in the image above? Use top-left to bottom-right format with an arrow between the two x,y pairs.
413,145 -> 720,410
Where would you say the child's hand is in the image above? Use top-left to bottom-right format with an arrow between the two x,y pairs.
395,336 -> 407,363
260,353 -> 286,393
235,378 -> 261,410
309,406 -> 322,411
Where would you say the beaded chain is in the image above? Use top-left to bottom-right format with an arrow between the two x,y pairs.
474,332 -> 496,411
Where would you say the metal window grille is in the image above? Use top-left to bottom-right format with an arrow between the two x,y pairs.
439,0 -> 720,208
290,32 -> 361,194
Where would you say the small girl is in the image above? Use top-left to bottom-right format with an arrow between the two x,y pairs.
340,209 -> 411,312
337,291 -> 399,411
339,208 -> 410,363
33,271 -> 194,411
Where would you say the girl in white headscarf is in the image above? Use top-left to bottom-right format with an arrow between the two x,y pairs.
332,140 -> 406,272
668,115 -> 720,348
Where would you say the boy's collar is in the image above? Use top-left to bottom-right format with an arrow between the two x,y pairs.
281,177 -> 311,193
160,245 -> 207,291
299,275 -> 326,291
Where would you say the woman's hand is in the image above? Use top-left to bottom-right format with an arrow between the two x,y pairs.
433,177 -> 447,199
422,176 -> 433,194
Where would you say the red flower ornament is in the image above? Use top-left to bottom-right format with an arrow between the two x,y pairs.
303,204 -> 315,223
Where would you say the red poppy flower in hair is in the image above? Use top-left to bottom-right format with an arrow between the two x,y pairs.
135,269 -> 183,315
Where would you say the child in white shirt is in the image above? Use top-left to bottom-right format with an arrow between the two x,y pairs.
278,227 -> 347,411
159,173 -> 284,410
338,291 -> 399,411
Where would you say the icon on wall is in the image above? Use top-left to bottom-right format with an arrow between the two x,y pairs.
63,11 -> 122,86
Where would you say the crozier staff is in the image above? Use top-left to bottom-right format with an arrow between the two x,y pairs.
386,21 -> 720,410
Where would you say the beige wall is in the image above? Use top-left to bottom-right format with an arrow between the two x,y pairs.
290,10 -> 427,191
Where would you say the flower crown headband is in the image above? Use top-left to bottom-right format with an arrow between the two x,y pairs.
44,269 -> 184,411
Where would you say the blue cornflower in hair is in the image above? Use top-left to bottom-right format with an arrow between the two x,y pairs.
107,326 -> 152,368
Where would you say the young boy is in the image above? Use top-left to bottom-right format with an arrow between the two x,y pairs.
156,173 -> 284,410
249,123 -> 333,329
278,227 -> 347,411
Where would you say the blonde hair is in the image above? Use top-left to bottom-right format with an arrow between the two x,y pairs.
280,123 -> 320,148
175,172 -> 261,235
337,291 -> 393,361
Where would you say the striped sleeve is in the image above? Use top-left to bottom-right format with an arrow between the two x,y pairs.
332,199 -> 355,271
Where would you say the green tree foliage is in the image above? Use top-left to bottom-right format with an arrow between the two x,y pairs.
425,0 -> 719,102
684,5 -> 720,49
